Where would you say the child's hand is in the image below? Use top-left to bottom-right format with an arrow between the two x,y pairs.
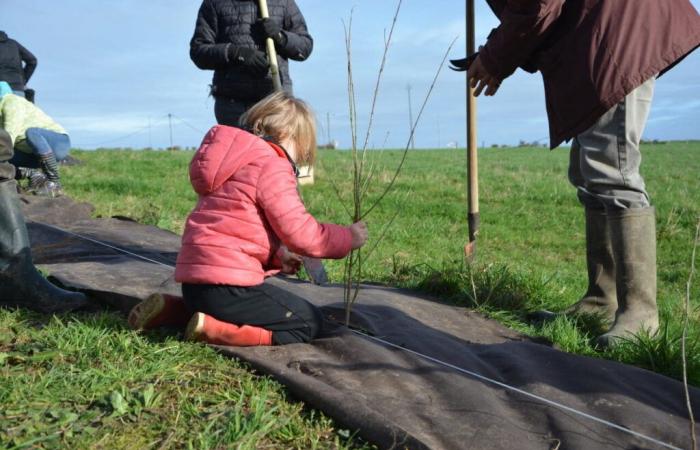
280,247 -> 303,274
350,221 -> 368,249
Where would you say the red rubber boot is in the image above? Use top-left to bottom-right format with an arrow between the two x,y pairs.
185,312 -> 273,346
128,293 -> 192,330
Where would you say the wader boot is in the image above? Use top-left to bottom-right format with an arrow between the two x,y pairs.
0,179 -> 87,313
564,209 -> 618,320
597,207 -> 658,348
529,209 -> 617,323
34,153 -> 63,197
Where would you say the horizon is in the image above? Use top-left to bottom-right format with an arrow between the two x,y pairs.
75,137 -> 700,153
3,0 -> 699,150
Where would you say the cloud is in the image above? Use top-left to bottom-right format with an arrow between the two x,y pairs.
58,115 -> 156,134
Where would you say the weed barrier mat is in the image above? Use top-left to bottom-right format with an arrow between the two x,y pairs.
22,195 -> 699,450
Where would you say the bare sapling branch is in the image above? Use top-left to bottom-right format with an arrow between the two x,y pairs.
361,0 -> 402,154
319,156 -> 353,218
341,2 -> 402,325
361,37 -> 458,220
363,209 -> 401,261
354,0 -> 401,217
360,132 -> 392,201
340,1 -> 453,326
342,9 -> 362,325
683,217 -> 699,450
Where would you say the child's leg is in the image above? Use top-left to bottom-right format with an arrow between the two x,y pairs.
25,128 -> 54,158
182,282 -> 323,345
184,312 -> 273,346
128,293 -> 192,330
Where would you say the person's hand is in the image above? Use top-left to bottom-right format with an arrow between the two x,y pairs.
228,46 -> 269,76
350,221 -> 368,249
258,18 -> 286,46
279,246 -> 303,274
467,52 -> 502,97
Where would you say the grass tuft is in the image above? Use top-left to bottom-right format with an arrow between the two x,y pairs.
393,260 -> 556,314
605,311 -> 700,386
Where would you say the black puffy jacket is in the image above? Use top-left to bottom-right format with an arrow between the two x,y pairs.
190,0 -> 313,102
0,32 -> 37,92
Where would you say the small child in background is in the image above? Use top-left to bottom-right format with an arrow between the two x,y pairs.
129,92 -> 368,346
0,81 -> 72,197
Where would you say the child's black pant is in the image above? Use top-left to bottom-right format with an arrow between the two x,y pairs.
182,281 -> 323,345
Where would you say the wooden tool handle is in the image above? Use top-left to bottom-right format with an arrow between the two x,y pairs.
258,0 -> 283,92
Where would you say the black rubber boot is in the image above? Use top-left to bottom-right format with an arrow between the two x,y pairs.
0,179 -> 87,313
529,209 -> 617,324
597,207 -> 658,348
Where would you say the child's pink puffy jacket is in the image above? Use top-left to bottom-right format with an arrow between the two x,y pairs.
175,125 -> 353,286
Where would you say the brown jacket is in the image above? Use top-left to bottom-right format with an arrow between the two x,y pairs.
480,0 -> 700,148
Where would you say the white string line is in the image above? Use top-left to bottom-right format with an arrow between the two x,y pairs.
35,222 -> 174,269
37,221 -> 684,450
352,330 -> 682,450
83,115 -> 170,148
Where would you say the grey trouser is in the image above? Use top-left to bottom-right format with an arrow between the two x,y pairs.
0,129 -> 14,181
568,77 -> 655,210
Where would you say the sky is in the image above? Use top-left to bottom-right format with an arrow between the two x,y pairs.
2,0 -> 699,150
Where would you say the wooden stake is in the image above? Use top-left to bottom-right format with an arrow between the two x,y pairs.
258,0 -> 283,92
465,0 -> 480,260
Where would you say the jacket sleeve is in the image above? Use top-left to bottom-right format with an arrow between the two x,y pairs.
189,0 -> 231,70
479,0 -> 564,80
0,97 -> 30,145
277,0 -> 313,61
17,43 -> 37,83
257,159 -> 352,259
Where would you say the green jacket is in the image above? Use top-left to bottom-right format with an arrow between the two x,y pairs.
0,94 -> 66,153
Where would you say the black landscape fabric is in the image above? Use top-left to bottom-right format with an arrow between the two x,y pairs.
22,195 -> 699,450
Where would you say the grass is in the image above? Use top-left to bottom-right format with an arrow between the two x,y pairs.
2,141 -> 698,447
0,311 -> 369,449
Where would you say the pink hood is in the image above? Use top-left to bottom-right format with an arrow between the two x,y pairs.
189,125 -> 263,195
175,126 -> 353,287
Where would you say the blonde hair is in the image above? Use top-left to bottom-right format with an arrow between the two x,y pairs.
240,91 -> 317,165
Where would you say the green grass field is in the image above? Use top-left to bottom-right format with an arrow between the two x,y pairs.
1,142 -> 698,448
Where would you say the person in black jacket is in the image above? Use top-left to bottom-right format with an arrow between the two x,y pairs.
0,31 -> 37,98
190,0 -> 313,126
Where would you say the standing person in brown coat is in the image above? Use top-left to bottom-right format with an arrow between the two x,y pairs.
455,0 -> 700,347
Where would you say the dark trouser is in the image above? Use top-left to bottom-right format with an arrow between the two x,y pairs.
182,281 -> 323,345
214,97 -> 257,127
